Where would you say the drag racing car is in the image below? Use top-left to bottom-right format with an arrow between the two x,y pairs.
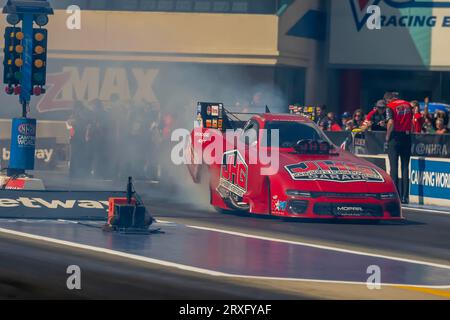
185,102 -> 402,220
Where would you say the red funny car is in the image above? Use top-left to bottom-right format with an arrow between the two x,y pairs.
185,102 -> 402,220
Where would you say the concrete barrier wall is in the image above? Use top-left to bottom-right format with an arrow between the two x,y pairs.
357,154 -> 450,207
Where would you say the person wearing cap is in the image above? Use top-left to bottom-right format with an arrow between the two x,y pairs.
384,92 -> 413,204
363,100 -> 388,131
341,112 -> 351,127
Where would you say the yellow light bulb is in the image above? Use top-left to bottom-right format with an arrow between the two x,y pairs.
34,45 -> 45,54
15,58 -> 23,67
34,59 -> 44,68
15,45 -> 23,53
34,33 -> 45,42
16,32 -> 24,40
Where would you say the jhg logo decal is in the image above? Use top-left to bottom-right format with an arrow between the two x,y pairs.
219,150 -> 248,197
285,160 -> 384,183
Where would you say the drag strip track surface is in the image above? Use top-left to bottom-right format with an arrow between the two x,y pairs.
0,232 -> 301,299
146,200 -> 450,266
33,173 -> 450,264
1,219 -> 448,287
0,183 -> 448,299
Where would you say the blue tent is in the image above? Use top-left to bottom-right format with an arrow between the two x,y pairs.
419,102 -> 450,114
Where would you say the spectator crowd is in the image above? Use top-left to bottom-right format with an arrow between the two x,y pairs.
316,97 -> 449,135
66,99 -> 174,181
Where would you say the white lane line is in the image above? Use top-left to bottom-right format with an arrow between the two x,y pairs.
403,206 -> 450,215
0,227 -> 227,276
184,224 -> 450,270
0,227 -> 448,289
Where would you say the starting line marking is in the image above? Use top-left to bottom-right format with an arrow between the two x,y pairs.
0,226 -> 449,289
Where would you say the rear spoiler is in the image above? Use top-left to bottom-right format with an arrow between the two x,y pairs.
195,102 -> 260,131
195,102 -> 305,130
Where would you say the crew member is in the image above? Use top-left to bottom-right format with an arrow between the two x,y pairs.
384,92 -> 413,204
363,100 -> 387,131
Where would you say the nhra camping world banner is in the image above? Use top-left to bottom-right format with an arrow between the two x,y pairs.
0,190 -> 126,220
411,134 -> 449,158
325,131 -> 450,158
410,157 -> 450,206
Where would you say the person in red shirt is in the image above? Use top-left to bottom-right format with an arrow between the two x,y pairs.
384,92 -> 413,204
362,100 -> 387,131
411,101 -> 424,133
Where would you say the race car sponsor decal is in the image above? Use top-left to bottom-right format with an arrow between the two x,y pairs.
285,160 -> 384,183
219,150 -> 248,197
334,205 -> 364,216
3,179 -> 26,190
211,105 -> 219,117
271,195 -> 287,213
194,130 -> 212,144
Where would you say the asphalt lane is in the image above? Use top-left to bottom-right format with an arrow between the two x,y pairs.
1,174 -> 448,298
146,200 -> 450,266
0,232 -> 303,299
36,169 -> 450,265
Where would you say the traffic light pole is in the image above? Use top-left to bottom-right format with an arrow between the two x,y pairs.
20,13 -> 33,118
2,0 -> 53,179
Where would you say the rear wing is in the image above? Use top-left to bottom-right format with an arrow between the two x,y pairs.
195,102 -> 258,131
195,102 -> 323,131
289,104 -> 322,122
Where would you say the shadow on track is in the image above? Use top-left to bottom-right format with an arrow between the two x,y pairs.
214,207 -> 424,226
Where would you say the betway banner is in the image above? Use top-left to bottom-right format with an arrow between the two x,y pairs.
0,190 -> 126,220
0,138 -> 67,170
329,0 -> 450,67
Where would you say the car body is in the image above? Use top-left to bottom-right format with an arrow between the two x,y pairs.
186,103 -> 402,220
